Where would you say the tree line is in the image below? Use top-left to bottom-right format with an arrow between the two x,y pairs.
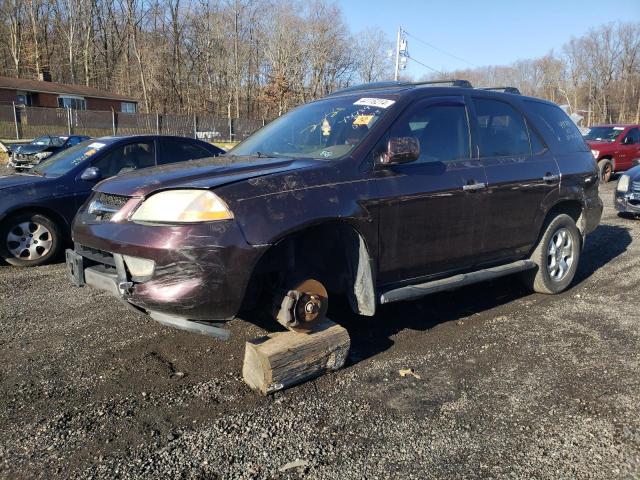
0,0 -> 638,126
0,0 -> 393,119
427,22 -> 640,125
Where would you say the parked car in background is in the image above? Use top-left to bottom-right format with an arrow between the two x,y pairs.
66,80 -> 602,339
8,135 -> 91,171
614,164 -> 640,217
584,124 -> 640,182
0,135 -> 224,266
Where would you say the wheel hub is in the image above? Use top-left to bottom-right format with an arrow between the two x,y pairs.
274,279 -> 328,332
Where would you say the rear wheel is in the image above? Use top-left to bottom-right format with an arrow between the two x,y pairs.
0,211 -> 62,267
521,214 -> 581,294
598,159 -> 613,182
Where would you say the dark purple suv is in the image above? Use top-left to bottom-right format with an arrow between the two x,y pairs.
67,80 -> 603,338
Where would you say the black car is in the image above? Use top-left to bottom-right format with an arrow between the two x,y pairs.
67,80 -> 602,339
0,135 -> 224,266
614,164 -> 640,216
9,135 -> 91,171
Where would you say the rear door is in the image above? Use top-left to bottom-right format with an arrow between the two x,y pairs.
619,127 -> 640,170
470,96 -> 560,263
158,138 -> 216,166
374,96 -> 489,286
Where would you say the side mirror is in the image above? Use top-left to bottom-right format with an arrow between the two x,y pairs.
80,166 -> 101,181
622,136 -> 635,145
379,137 -> 420,166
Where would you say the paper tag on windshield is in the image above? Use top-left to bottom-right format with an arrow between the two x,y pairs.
353,114 -> 374,126
88,142 -> 106,149
354,98 -> 395,109
614,127 -> 625,130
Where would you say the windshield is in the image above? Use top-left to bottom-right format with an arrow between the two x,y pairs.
584,126 -> 624,143
33,140 -> 107,177
229,95 -> 394,160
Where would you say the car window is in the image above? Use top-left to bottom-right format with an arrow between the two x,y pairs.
473,98 -> 531,157
524,100 -> 589,154
66,136 -> 82,147
92,141 -> 155,178
158,140 -> 213,166
387,103 -> 470,163
624,128 -> 640,144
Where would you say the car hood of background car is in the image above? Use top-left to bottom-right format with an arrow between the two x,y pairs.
586,140 -> 616,150
94,156 -> 320,197
0,173 -> 49,192
13,144 -> 49,155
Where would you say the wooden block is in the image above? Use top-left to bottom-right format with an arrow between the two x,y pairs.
243,319 -> 350,395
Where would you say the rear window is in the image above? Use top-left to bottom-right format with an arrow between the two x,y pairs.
524,101 -> 588,154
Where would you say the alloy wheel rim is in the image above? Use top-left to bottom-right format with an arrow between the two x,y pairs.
6,221 -> 53,260
547,227 -> 574,282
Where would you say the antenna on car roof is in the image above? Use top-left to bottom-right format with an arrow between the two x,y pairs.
479,87 -> 521,95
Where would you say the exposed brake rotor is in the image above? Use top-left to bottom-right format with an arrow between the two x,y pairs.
274,278 -> 328,333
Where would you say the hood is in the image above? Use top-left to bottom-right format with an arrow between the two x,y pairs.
586,140 -> 616,150
14,144 -> 49,155
624,164 -> 640,179
94,156 -> 319,197
0,173 -> 49,191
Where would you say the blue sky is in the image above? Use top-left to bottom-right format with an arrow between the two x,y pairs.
337,0 -> 640,77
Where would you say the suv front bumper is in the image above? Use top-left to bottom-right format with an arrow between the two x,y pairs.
615,191 -> 640,214
68,217 -> 268,328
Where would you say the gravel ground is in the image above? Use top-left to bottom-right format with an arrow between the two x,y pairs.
0,177 -> 639,479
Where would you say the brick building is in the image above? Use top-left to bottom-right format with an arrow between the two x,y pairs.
0,75 -> 138,113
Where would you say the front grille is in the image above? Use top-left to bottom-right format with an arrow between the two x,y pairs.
632,180 -> 640,193
95,192 -> 130,210
75,243 -> 116,267
89,192 -> 131,221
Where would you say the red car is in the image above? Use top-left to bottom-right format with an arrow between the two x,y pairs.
584,124 -> 640,182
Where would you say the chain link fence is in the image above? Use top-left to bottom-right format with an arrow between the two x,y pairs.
1,104 -> 265,143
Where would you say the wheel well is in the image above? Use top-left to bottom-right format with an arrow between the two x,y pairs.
245,222 -> 376,316
544,200 -> 584,234
2,206 -> 70,237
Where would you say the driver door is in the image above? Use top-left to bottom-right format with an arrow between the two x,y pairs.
372,96 -> 488,286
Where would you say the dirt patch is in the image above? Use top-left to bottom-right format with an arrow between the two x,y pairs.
0,180 -> 638,479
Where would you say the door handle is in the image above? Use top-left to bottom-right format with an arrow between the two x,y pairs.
543,173 -> 560,182
462,182 -> 487,191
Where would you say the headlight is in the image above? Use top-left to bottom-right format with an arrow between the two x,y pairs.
617,175 -> 630,193
34,151 -> 52,160
591,150 -> 599,158
131,190 -> 233,223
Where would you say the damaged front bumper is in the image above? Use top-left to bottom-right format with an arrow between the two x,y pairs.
67,218 -> 268,339
615,191 -> 640,215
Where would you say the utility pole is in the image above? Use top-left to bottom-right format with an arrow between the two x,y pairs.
394,26 -> 402,81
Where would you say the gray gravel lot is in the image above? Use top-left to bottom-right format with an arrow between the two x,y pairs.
0,177 -> 639,479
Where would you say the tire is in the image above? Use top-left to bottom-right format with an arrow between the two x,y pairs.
0,211 -> 62,267
598,159 -> 613,182
521,214 -> 581,294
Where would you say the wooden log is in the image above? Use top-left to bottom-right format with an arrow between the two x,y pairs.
242,319 -> 350,395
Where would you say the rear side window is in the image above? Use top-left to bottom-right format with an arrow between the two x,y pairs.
624,128 -> 640,144
472,98 -> 531,157
524,100 -> 588,154
159,140 -> 213,166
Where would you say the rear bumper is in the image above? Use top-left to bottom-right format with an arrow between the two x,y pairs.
584,194 -> 603,234
69,216 -> 268,322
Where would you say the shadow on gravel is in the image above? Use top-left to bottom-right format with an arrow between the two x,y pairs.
326,223 -> 632,365
574,224 -> 631,283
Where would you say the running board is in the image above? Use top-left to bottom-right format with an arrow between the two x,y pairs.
380,260 -> 536,304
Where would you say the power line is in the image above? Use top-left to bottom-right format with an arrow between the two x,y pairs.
407,55 -> 443,75
404,30 -> 477,68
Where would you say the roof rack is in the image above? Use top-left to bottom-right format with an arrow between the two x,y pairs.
329,79 -> 473,96
480,86 -> 521,95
